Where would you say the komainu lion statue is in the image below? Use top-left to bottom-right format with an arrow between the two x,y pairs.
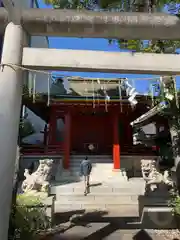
22,159 -> 53,193
141,159 -> 174,195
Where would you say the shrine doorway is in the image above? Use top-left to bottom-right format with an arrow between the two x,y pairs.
71,113 -> 112,154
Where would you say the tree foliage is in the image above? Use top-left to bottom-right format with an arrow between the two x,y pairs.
9,194 -> 50,240
43,0 -> 180,53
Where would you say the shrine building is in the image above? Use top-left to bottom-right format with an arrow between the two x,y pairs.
22,77 -> 169,170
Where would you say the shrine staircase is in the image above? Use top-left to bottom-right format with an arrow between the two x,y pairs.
55,155 -> 127,182
50,155 -> 146,215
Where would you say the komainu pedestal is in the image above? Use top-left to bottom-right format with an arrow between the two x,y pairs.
22,159 -> 53,193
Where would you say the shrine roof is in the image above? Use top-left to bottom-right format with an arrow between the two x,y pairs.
49,77 -> 151,102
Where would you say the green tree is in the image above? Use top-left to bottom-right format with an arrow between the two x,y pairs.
44,0 -> 180,53
44,0 -> 179,12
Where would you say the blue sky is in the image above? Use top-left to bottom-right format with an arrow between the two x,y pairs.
38,0 -> 180,94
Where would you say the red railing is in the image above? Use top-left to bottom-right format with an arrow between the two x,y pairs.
21,144 -> 156,156
21,144 -> 63,155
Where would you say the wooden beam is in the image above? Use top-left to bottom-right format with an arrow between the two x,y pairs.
1,8 -> 180,39
22,47 -> 180,74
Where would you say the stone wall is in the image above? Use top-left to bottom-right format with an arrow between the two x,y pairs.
121,155 -> 158,177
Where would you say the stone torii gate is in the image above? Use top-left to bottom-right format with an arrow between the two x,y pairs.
1,2 -> 180,239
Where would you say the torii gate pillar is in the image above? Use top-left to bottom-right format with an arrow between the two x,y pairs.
0,22 -> 24,240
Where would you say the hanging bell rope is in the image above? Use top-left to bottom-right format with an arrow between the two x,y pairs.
33,73 -> 36,103
47,74 -> 50,106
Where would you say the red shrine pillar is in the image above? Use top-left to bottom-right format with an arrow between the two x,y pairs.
113,114 -> 120,169
64,112 -> 71,169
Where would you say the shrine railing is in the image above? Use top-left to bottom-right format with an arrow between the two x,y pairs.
21,144 -> 63,155
21,144 -> 156,156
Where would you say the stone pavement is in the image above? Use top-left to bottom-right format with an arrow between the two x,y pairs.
44,223 -> 180,240
42,207 -> 180,240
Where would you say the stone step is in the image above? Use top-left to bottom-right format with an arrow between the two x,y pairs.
50,185 -> 145,195
54,202 -> 139,215
55,194 -> 139,203
70,155 -> 112,159
54,195 -> 169,208
57,172 -> 127,179
68,169 -> 114,174
70,162 -> 113,166
55,170 -> 129,181
51,178 -> 145,187
69,163 -> 113,168
70,159 -> 113,162
53,191 -> 142,196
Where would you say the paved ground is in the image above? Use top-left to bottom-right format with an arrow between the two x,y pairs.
43,224 -> 180,240
42,210 -> 180,240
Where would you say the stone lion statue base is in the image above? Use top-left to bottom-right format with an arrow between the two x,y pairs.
22,159 -> 53,193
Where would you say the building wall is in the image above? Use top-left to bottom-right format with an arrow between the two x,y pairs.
26,33 -> 50,132
16,0 -> 50,132
0,0 -> 49,135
